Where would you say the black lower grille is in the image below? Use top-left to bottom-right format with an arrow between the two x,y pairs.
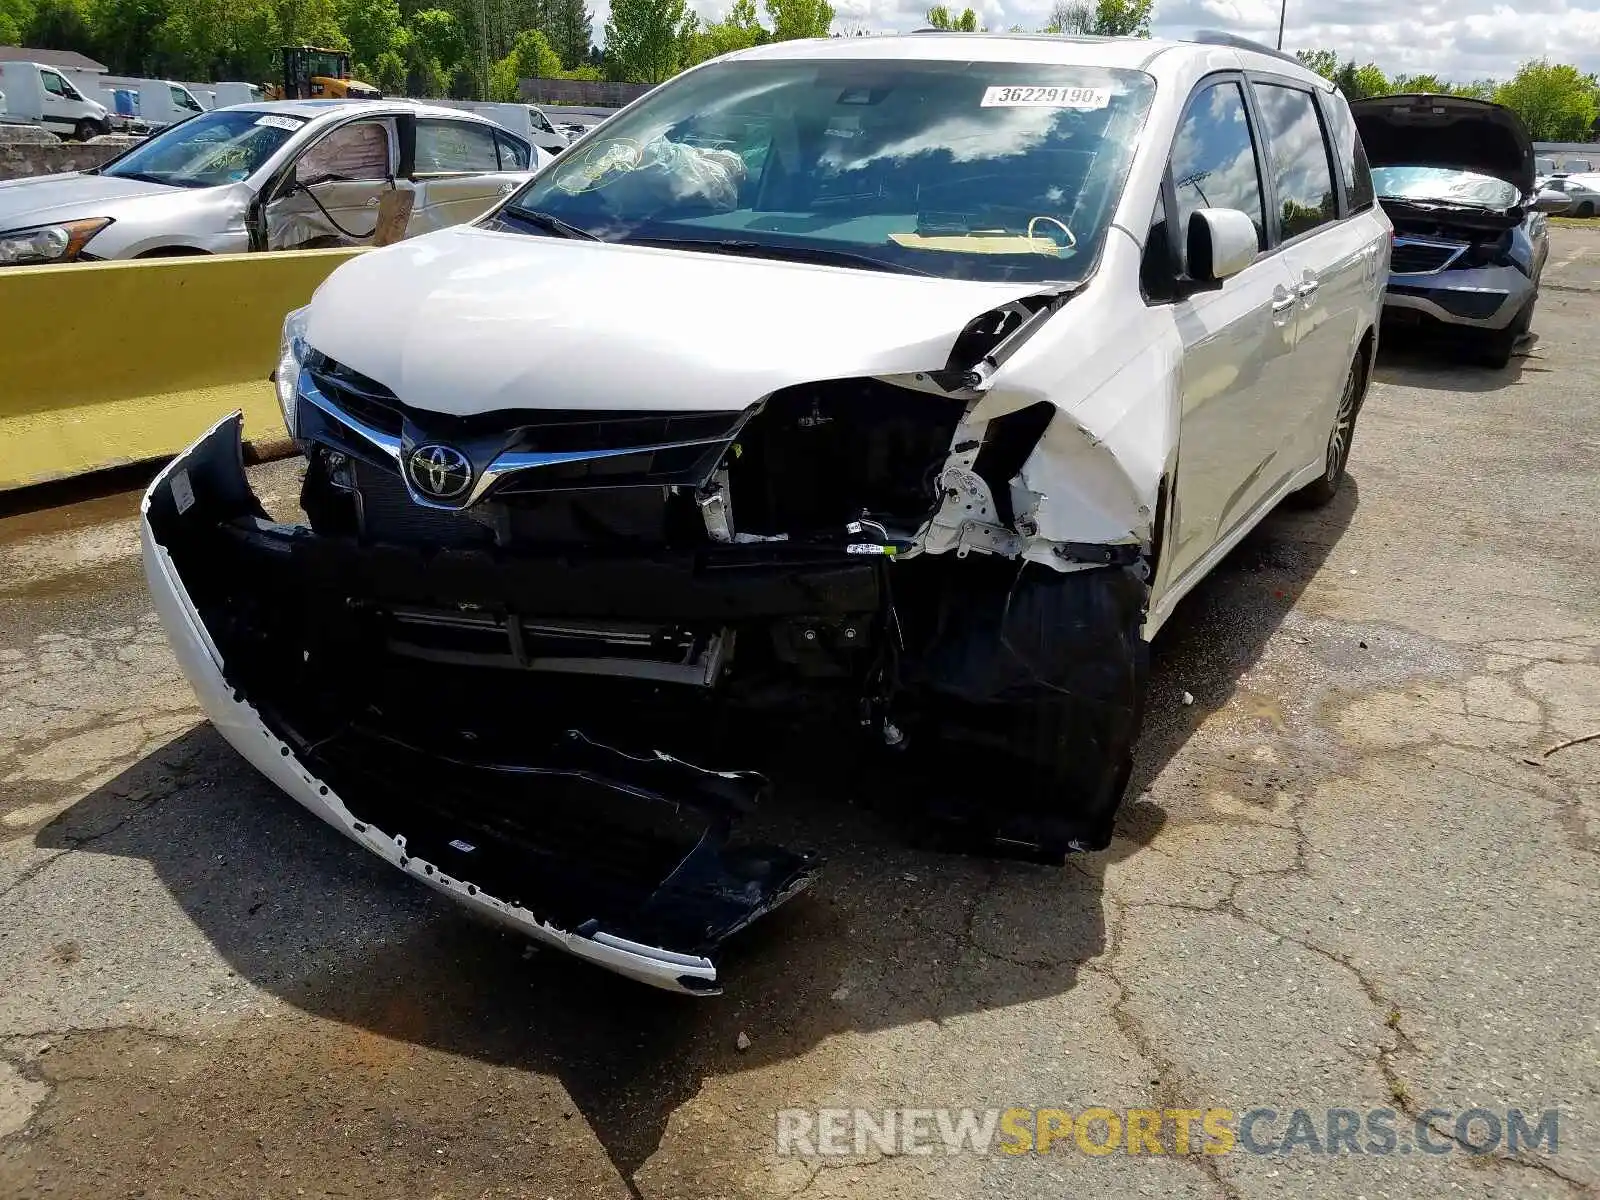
1391,240 -> 1461,274
354,460 -> 493,548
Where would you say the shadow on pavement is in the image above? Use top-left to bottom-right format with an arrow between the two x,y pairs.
37,477 -> 1359,1186
1373,327 -> 1542,392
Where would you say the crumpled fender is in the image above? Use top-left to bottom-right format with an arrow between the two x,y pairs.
962,286 -> 1182,560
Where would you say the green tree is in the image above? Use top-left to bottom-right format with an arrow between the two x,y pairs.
0,0 -> 34,44
1330,60 -> 1387,100
336,0 -> 403,72
274,0 -> 346,46
1043,0 -> 1088,32
91,0 -> 169,73
1495,59 -> 1600,140
157,0 -> 280,81
408,7 -> 463,71
23,0 -> 93,49
1044,0 -> 1149,36
1449,78 -> 1497,100
925,4 -> 976,29
545,0 -> 593,69
605,0 -> 691,82
1294,48 -> 1338,80
684,0 -> 764,65
1088,0 -> 1149,35
764,0 -> 830,41
371,46 -> 407,91
1390,72 -> 1446,93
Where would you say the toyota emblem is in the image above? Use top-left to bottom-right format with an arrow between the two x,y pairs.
406,443 -> 473,501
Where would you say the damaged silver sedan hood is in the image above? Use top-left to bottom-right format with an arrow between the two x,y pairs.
304,225 -> 1044,414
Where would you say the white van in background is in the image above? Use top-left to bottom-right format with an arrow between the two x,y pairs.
134,80 -> 206,129
213,82 -> 265,107
0,61 -> 111,140
180,82 -> 217,109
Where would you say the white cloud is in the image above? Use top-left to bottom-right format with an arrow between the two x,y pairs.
586,0 -> 1600,83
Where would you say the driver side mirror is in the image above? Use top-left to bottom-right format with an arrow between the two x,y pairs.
1533,189 -> 1572,215
1186,208 -> 1259,283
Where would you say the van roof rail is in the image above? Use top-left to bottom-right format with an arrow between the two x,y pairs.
1188,29 -> 1302,66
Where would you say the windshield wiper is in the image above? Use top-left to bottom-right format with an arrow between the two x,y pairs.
502,207 -> 601,240
623,236 -> 935,276
104,170 -> 185,187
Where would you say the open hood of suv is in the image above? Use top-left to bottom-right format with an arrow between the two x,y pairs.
1351,94 -> 1535,196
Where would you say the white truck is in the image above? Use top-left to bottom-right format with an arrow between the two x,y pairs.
0,61 -> 111,140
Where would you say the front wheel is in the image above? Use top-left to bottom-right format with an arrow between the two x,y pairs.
1578,201 -> 1595,218
74,120 -> 102,142
1294,352 -> 1364,507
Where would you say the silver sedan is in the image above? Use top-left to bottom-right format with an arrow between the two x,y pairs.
1540,173 -> 1600,217
0,100 -> 545,266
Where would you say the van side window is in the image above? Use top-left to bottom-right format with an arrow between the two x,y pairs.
1321,91 -> 1375,212
1253,83 -> 1338,238
1170,81 -> 1267,251
41,71 -> 64,95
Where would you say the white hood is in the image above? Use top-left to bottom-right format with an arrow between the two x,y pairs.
0,171 -> 181,228
304,225 -> 1042,415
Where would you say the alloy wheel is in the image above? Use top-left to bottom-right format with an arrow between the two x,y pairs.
1326,367 -> 1358,484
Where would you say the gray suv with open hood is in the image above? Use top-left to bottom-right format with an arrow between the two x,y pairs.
1353,93 -> 1569,367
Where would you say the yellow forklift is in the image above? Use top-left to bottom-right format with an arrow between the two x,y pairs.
266,47 -> 383,100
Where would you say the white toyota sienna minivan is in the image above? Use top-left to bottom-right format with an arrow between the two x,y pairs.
144,31 -> 1391,992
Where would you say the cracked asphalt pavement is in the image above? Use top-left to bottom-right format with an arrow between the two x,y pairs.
2,229 -> 1599,1199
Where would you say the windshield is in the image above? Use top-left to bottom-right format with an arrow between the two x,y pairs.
1370,165 -> 1520,210
102,109 -> 305,187
496,59 -> 1156,283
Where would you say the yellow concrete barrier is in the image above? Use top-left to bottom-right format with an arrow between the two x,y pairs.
0,248 -> 362,492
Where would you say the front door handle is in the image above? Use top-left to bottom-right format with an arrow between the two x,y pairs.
1270,288 -> 1296,326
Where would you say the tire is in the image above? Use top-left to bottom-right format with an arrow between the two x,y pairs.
1294,352 -> 1364,507
74,120 -> 96,142
1578,201 -> 1594,218
1477,301 -> 1531,369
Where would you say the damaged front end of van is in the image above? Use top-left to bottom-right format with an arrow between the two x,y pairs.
142,212 -> 1172,992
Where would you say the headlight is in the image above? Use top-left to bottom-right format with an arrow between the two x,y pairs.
0,217 -> 112,266
275,307 -> 310,439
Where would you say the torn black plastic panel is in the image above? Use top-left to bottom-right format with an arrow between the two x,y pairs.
903,557 -> 1149,859
145,419 -> 822,973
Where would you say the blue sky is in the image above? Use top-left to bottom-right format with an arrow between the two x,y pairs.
591,0 -> 1600,83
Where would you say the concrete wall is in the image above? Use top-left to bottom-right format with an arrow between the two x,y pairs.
0,248 -> 362,491
517,77 -> 653,107
0,133 -> 141,181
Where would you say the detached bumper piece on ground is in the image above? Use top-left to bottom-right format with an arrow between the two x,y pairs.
143,412 -> 1147,992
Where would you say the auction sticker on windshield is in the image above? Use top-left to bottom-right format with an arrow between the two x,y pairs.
980,85 -> 1111,109
255,114 -> 307,131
